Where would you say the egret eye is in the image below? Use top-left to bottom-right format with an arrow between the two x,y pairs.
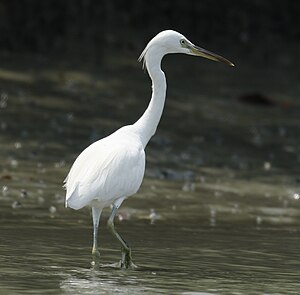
180,39 -> 186,45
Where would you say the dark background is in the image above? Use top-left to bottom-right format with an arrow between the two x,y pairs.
1,0 -> 299,65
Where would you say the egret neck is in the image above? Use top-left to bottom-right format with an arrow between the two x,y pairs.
133,47 -> 166,148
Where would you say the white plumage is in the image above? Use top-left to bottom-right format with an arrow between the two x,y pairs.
64,30 -> 234,268
65,126 -> 145,210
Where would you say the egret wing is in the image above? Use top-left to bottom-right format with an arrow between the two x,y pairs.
65,135 -> 145,210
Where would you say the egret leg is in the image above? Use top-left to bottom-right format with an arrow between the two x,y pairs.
92,207 -> 102,261
107,203 -> 137,269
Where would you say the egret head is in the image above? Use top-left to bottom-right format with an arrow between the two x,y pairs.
139,30 -> 234,68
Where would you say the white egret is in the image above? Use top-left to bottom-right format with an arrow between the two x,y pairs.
64,30 -> 234,269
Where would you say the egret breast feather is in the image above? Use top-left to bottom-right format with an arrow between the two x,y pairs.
65,128 -> 145,210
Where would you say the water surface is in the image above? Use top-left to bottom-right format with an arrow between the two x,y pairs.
0,54 -> 300,294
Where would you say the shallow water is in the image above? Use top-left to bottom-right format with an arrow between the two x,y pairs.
0,54 -> 300,294
1,216 -> 300,294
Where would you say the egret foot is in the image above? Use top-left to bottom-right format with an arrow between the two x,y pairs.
119,247 -> 137,269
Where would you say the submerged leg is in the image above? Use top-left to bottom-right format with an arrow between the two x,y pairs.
92,207 -> 102,261
107,200 -> 136,269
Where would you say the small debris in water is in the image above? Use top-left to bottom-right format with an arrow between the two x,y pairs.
29,150 -> 38,158
231,203 -> 239,214
238,93 -> 276,107
118,211 -> 130,221
37,162 -> 47,174
263,162 -> 271,171
66,113 -> 74,122
180,152 -> 190,161
2,175 -> 12,180
54,193 -> 64,204
264,192 -> 271,198
210,208 -> 216,218
210,217 -> 216,227
149,208 -> 160,224
159,169 -> 195,181
256,216 -> 262,225
214,191 -> 222,198
10,159 -> 18,168
0,92 -> 8,108
12,201 -> 22,209
49,206 -> 57,214
150,185 -> 156,190
293,193 -> 299,200
54,160 -> 66,168
283,145 -> 295,153
20,189 -> 27,198
37,196 -> 45,204
14,142 -> 22,149
199,176 -> 206,183
210,208 -> 216,227
182,182 -> 195,192
2,185 -> 9,196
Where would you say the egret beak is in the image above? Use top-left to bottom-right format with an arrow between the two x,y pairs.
190,44 -> 235,67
